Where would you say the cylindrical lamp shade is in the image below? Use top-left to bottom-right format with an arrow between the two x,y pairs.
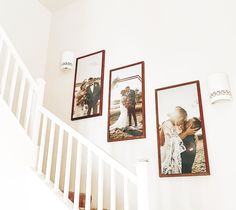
61,51 -> 75,70
208,73 -> 232,104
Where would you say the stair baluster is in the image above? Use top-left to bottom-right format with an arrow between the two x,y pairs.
16,75 -> 26,120
24,86 -> 33,132
0,48 -> 11,97
46,121 -> 55,182
8,63 -> 18,110
64,134 -> 73,201
54,127 -> 64,191
110,167 -> 116,210
37,115 -> 48,175
124,176 -> 129,210
97,157 -> 104,210
73,142 -> 82,210
85,149 -> 92,210
0,35 -> 3,54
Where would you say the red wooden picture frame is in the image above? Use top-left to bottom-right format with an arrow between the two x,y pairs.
155,81 -> 210,177
107,61 -> 146,142
71,50 -> 105,121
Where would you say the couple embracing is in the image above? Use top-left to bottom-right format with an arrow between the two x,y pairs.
110,86 -> 137,131
159,106 -> 202,174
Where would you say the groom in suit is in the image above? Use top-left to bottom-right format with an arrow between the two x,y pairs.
125,86 -> 137,127
86,77 -> 100,116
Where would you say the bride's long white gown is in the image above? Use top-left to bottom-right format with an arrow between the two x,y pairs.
110,96 -> 129,130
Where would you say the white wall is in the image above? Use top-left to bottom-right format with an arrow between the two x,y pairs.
44,0 -> 236,209
0,0 -> 51,78
0,98 -> 71,210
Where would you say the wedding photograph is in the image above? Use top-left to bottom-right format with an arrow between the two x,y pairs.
155,81 -> 210,177
107,62 -> 146,142
71,50 -> 105,120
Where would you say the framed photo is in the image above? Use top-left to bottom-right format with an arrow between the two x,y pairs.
71,50 -> 105,120
155,81 -> 210,177
107,61 -> 146,142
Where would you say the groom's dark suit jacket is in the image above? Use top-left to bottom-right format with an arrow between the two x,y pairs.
181,135 -> 196,173
127,89 -> 136,107
86,82 -> 100,107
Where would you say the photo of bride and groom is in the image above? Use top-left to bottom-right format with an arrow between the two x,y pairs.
108,62 -> 146,142
155,81 -> 210,177
71,50 -> 105,120
110,86 -> 139,130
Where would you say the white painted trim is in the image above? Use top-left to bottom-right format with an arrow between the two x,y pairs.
136,160 -> 150,210
39,106 -> 137,184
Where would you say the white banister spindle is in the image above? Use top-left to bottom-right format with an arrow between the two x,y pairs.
54,127 -> 64,191
110,167 -> 116,210
24,86 -> 33,132
73,142 -> 82,210
0,36 -> 3,54
8,63 -> 18,109
31,79 -> 45,145
97,157 -> 104,210
45,121 -> 55,182
0,49 -> 11,97
124,177 -> 129,210
16,75 -> 26,120
136,161 -> 150,210
37,115 -> 48,174
63,134 -> 73,201
85,150 -> 92,210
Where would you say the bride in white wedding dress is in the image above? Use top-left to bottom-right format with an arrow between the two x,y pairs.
110,90 -> 129,131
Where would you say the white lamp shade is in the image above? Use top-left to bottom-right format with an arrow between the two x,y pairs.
208,73 -> 232,104
61,51 -> 74,70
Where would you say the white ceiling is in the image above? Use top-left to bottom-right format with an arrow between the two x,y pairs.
38,0 -> 77,12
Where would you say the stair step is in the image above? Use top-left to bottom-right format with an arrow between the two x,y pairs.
79,209 -> 107,210
68,192 -> 107,210
91,209 -> 108,210
68,192 -> 92,208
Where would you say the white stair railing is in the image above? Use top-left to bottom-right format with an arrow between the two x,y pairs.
0,25 -> 150,210
0,25 -> 40,143
38,107 -> 149,210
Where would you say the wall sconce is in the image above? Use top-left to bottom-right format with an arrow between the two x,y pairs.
208,73 -> 232,104
61,51 -> 75,71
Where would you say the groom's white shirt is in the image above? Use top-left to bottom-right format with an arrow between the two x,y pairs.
90,84 -> 94,93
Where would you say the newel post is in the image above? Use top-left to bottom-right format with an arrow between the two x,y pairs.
136,160 -> 150,210
31,78 -> 45,169
32,78 -> 45,144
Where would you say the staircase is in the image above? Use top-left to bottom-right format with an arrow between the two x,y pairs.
0,25 -> 150,210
